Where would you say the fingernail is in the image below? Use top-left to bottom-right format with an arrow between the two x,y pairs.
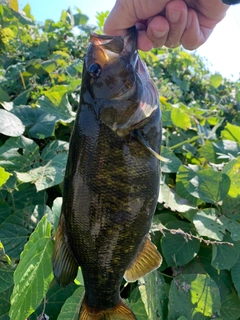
169,10 -> 181,23
152,30 -> 167,38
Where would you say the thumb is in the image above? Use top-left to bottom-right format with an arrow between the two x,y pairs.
104,0 -> 172,36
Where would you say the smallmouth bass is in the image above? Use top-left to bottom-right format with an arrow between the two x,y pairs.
52,27 -> 162,320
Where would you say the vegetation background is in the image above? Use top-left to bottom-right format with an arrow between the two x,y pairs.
1,1 -> 240,319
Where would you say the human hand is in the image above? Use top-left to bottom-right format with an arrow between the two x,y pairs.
104,0 -> 230,51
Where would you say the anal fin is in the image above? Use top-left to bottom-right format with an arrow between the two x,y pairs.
124,235 -> 162,282
79,298 -> 137,320
52,214 -> 78,287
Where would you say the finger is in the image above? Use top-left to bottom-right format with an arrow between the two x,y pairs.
181,9 -> 213,50
104,0 -> 172,36
142,16 -> 169,50
164,0 -> 188,48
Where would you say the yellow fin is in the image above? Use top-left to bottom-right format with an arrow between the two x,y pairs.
135,130 -> 169,162
52,214 -> 78,287
124,235 -> 162,282
79,299 -> 136,320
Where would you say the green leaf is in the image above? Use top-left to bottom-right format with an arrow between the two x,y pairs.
0,109 -> 25,137
11,105 -> 57,139
52,197 -> 62,235
138,271 -> 169,320
176,165 -> 202,207
16,140 -> 69,191
168,274 -> 221,319
211,235 -> 240,270
199,139 -> 240,164
187,169 -> 230,204
221,123 -> 240,143
0,87 -> 10,102
0,136 -> 40,173
37,86 -> 75,122
222,157 -> 240,198
9,216 -> 54,320
193,208 -> 225,241
127,298 -> 148,320
210,74 -> 223,88
231,257 -> 240,298
171,107 -> 191,130
161,220 -> 200,266
160,146 -> 182,173
158,182 -> 195,212
29,280 -> 78,320
0,204 -> 48,259
220,292 -> 240,320
0,167 -> 11,187
57,286 -> 84,320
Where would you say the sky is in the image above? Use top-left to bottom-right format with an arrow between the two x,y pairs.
19,0 -> 240,81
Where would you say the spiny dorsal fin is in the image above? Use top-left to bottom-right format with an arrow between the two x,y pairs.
124,235 -> 162,283
52,214 -> 78,287
79,298 -> 137,320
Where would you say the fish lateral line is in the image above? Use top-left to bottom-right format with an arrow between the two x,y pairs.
134,130 -> 170,163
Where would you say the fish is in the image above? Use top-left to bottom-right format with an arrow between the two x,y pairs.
52,27 -> 162,320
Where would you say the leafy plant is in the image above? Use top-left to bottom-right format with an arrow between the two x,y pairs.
0,1 -> 240,319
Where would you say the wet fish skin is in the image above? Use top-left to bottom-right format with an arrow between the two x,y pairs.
52,27 -> 162,320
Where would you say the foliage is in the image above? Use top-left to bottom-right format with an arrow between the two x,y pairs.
0,1 -> 240,319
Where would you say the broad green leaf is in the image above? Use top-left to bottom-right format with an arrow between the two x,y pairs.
8,0 -> 18,11
0,136 -> 40,173
9,216 -> 54,320
171,107 -> 191,130
37,86 -> 75,122
57,286 -> 84,320
0,167 -> 11,187
193,208 -> 225,241
222,157 -> 240,198
187,169 -> 230,204
127,298 -> 148,320
11,105 -> 57,139
210,74 -> 223,88
211,235 -> 240,270
0,285 -> 13,320
199,139 -> 240,164
0,87 -> 10,102
176,165 -> 202,207
0,109 -> 25,137
221,123 -> 240,143
161,220 -> 200,266
139,271 -> 169,320
16,140 -> 69,191
219,215 -> 240,241
231,257 -> 240,298
0,205 -> 48,259
52,197 -> 62,235
160,146 -> 182,173
29,280 -> 78,320
220,292 -> 240,320
5,182 -> 46,210
168,274 -> 221,319
158,182 -> 195,212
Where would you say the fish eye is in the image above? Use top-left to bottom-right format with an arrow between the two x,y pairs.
88,63 -> 101,79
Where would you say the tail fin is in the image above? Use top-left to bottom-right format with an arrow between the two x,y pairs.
79,298 -> 137,320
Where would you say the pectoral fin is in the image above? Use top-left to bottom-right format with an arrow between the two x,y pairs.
135,130 -> 169,162
124,235 -> 162,282
52,214 -> 78,287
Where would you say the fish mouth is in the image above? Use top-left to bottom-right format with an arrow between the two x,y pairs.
87,27 -> 137,66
